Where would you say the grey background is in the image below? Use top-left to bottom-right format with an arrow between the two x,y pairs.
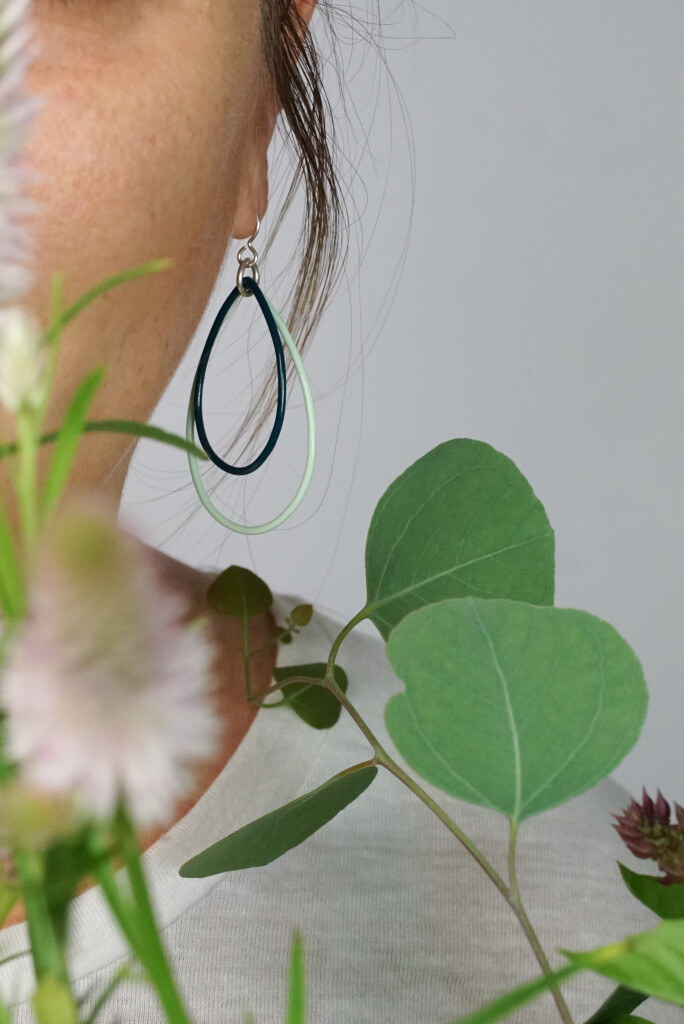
120,2 -> 684,799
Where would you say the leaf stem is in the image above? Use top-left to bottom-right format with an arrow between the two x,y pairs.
13,850 -> 69,986
508,821 -> 574,1024
324,606 -> 370,680
15,409 -> 39,578
116,806 -> 193,1024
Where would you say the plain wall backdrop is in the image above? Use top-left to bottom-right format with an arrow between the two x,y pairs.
120,2 -> 684,800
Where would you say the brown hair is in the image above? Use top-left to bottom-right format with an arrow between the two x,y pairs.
223,0 -> 346,468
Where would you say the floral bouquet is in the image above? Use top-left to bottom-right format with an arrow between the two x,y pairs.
2,2 -> 684,1023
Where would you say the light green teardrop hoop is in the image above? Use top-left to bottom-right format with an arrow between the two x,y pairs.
186,294 -> 317,535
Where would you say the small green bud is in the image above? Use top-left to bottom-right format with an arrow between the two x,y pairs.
290,604 -> 313,627
33,975 -> 78,1024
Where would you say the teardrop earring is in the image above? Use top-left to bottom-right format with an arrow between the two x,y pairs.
185,216 -> 317,535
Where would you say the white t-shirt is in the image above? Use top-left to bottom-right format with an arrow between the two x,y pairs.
0,592 -> 677,1023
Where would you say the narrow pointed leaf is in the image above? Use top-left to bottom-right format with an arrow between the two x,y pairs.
583,983 -> 648,1023
286,931 -> 306,1024
0,497 -> 23,618
385,598 -> 647,821
449,964 -> 580,1024
0,884 -> 18,929
42,367 -> 106,519
43,259 -> 174,346
273,662 -> 348,729
365,439 -> 555,642
206,565 -> 273,618
0,420 -> 209,461
179,766 -> 377,876
619,863 -> 684,920
604,1017 -> 654,1023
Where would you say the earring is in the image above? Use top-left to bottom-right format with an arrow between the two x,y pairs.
185,216 -> 317,535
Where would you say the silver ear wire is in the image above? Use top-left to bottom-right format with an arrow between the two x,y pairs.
236,214 -> 261,297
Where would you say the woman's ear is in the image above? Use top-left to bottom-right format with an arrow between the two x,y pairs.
231,0 -> 318,240
231,87 -> 278,241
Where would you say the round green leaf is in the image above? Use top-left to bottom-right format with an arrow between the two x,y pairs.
365,439 -> 555,642
385,597 -> 648,822
619,863 -> 684,920
290,604 -> 314,627
206,565 -> 273,618
179,766 -> 377,876
273,662 -> 349,729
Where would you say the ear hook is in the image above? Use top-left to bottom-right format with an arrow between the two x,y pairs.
236,214 -> 262,296
247,214 -> 261,247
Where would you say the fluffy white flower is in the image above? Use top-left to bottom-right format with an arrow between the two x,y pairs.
0,0 -> 45,306
0,303 -> 47,413
0,496 -> 222,829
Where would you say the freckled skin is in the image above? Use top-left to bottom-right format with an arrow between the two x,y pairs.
0,0 -> 316,927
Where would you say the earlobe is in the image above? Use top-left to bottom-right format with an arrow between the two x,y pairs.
232,88 -> 278,241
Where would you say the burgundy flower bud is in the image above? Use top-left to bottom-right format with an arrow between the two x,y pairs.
612,822 -> 659,859
614,789 -> 684,883
641,787 -> 655,824
675,802 -> 684,835
654,790 -> 671,826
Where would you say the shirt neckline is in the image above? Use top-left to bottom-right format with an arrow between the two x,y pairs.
0,591 -> 330,1008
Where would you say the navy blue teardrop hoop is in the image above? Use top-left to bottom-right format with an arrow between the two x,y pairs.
192,275 -> 287,476
185,215 -> 317,535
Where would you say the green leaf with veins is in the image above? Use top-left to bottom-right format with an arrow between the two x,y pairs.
385,597 -> 647,821
619,863 -> 684,920
273,662 -> 348,729
364,438 -> 555,642
179,766 -> 377,876
206,565 -> 273,618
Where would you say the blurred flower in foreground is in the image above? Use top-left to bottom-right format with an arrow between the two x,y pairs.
0,0 -> 44,305
0,303 -> 47,413
613,788 -> 684,885
0,496 -> 221,828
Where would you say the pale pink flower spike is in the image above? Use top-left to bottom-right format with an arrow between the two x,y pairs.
0,497 -> 222,829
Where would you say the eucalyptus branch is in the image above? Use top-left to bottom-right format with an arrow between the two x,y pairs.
251,663 -> 582,1015
253,670 -> 509,897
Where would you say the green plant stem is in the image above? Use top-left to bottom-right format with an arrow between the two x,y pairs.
116,806 -> 193,1024
248,626 -> 294,658
13,850 -> 69,986
508,821 -> 574,1024
90,852 -> 142,958
255,673 -> 510,897
324,607 -> 369,681
14,409 -> 39,577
